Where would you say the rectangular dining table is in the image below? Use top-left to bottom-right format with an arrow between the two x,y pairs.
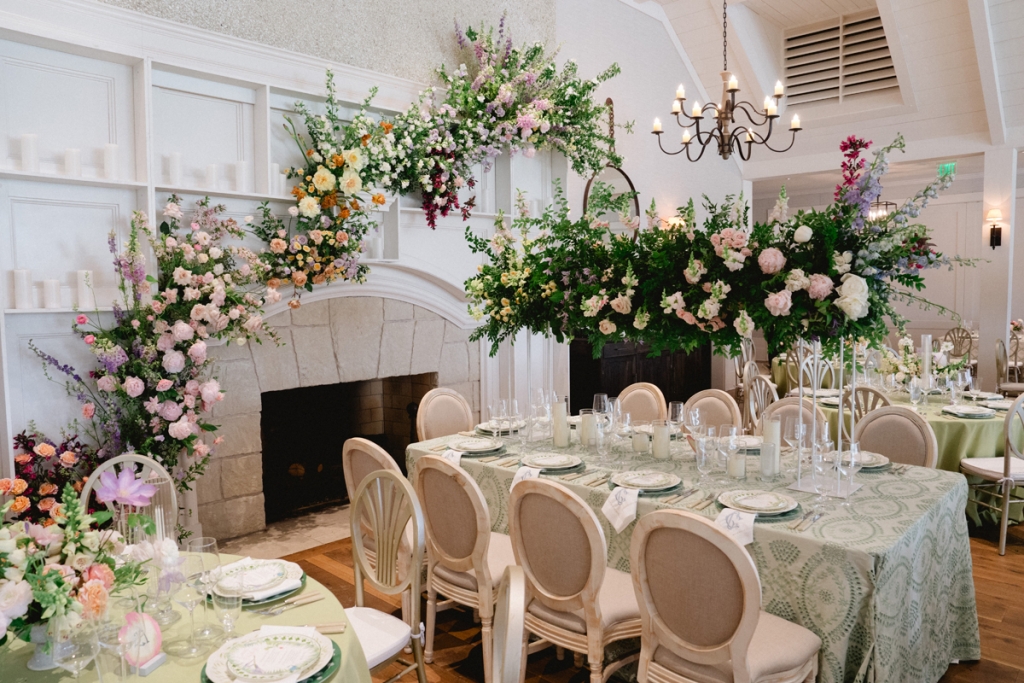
408,436 -> 980,683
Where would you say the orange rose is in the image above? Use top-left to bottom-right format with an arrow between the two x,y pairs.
291,271 -> 308,287
267,278 -> 282,289
42,518 -> 56,527
49,503 -> 66,523
14,454 -> 32,465
85,564 -> 116,591
331,154 -> 344,168
39,483 -> 59,497
288,299 -> 302,310
73,480 -> 84,493
10,479 -> 28,495
350,199 -> 361,211
338,208 -> 350,220
77,579 -> 109,620
34,443 -> 56,457
59,451 -> 79,467
305,148 -> 315,158
0,478 -> 12,495
312,273 -> 327,285
9,496 -> 30,515
291,186 -> 306,200
321,192 -> 337,210
37,497 -> 56,512
372,193 -> 386,206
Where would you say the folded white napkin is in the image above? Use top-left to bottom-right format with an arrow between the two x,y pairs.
602,487 -> 639,533
715,508 -> 755,546
440,449 -> 463,467
248,577 -> 302,602
232,625 -> 322,683
510,466 -> 542,491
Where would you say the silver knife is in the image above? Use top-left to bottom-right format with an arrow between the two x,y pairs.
798,512 -> 824,532
788,509 -> 815,530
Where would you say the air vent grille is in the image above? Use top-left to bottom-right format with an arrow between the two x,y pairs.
785,11 -> 897,106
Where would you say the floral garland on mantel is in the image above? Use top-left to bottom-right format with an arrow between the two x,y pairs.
251,16 -> 623,306
465,134 -> 973,357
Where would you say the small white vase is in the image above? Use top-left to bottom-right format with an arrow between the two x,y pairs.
26,623 -> 57,671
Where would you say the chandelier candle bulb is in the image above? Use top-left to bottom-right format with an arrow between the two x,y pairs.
791,114 -> 801,130
776,80 -> 784,96
682,130 -> 691,144
745,131 -> 752,142
764,96 -> 771,112
104,143 -> 118,180
652,118 -> 662,133
42,279 -> 61,309
13,270 -> 33,309
728,75 -> 739,91
692,102 -> 702,117
676,84 -> 685,99
767,101 -> 778,116
672,100 -> 681,114
77,270 -> 95,310
64,148 -> 81,177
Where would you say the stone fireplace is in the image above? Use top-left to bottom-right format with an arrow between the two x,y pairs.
200,295 -> 480,540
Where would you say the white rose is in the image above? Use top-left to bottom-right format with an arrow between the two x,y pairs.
598,319 -> 617,335
209,247 -> 223,259
784,269 -> 810,292
288,206 -> 299,217
298,196 -> 321,218
834,273 -> 871,320
0,579 -> 33,620
793,225 -> 813,243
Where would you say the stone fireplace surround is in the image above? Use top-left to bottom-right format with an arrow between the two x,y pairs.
200,295 -> 481,540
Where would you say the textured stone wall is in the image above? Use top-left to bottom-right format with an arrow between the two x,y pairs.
95,0 -> 555,84
200,296 -> 481,540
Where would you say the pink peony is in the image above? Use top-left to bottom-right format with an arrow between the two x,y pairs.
144,397 -> 160,414
807,274 -> 835,301
81,403 -> 95,419
162,350 -> 186,374
171,320 -> 194,342
758,248 -> 786,275
84,563 -> 116,591
156,333 -> 175,352
765,290 -> 793,317
199,380 -> 222,404
168,417 -> 193,440
158,400 -> 183,422
184,380 -> 200,396
97,375 -> 117,392
187,341 -> 207,364
156,379 -> 173,392
76,315 -> 89,325
194,442 -> 211,458
122,376 -> 145,398
84,335 -> 96,345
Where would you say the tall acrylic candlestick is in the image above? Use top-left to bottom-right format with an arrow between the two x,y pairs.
837,339 -> 845,494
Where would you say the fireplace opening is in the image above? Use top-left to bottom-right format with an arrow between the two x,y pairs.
260,372 -> 438,524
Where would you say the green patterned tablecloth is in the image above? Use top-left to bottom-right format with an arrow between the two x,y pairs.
408,438 -> 980,683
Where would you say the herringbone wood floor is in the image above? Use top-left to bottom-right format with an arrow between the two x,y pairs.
282,522 -> 1024,683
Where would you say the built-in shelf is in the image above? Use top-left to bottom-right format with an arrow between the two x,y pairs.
0,168 -> 147,190
4,307 -> 114,315
154,185 -> 294,203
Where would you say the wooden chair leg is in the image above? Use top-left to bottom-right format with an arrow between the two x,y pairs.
1000,480 -> 1012,556
574,652 -> 584,668
588,658 -> 603,683
519,630 -> 530,683
402,591 -> 413,654
556,646 -> 564,661
481,616 -> 493,683
425,587 -> 437,664
411,632 -> 429,683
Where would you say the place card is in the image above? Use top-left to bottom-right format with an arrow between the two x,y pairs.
715,508 -> 755,546
601,486 -> 639,533
510,466 -> 542,491
440,449 -> 462,467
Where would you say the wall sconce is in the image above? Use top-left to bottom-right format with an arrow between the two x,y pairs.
987,208 -> 1003,249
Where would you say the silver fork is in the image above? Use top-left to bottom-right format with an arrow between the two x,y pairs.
251,593 -> 323,617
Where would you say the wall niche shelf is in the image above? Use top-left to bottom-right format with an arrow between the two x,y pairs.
154,185 -> 294,203
0,169 -> 147,190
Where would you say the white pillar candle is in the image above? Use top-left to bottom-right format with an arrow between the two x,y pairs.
652,421 -> 670,459
42,279 -> 61,309
77,270 -> 95,310
920,334 -> 932,384
168,152 -> 182,185
632,427 -> 649,453
205,164 -> 218,189
235,160 -> 247,192
271,163 -> 280,195
552,397 -> 569,448
64,148 -> 81,177
104,143 -> 119,180
13,270 -> 33,309
760,442 -> 778,479
728,450 -> 746,479
279,173 -> 289,197
21,134 -> 38,173
580,412 -> 596,447
652,118 -> 662,133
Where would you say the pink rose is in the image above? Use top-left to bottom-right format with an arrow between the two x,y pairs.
194,442 -> 211,458
76,315 -> 88,325
156,379 -> 173,392
765,289 -> 793,317
185,380 -> 200,396
162,350 -> 186,374
168,417 -> 193,440
84,563 -> 115,590
81,403 -> 95,419
97,375 -> 117,392
679,310 -> 698,325
156,333 -> 175,352
151,301 -> 165,314
183,395 -> 195,409
758,248 -> 786,275
171,320 -> 195,342
84,335 -> 96,345
158,400 -> 183,422
144,397 -> 160,414
122,376 -> 145,398
807,274 -> 835,301
199,380 -> 222,404
187,341 -> 207,364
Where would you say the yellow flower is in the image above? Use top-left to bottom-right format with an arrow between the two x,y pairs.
339,169 -> 363,195
342,148 -> 365,170
312,166 -> 336,193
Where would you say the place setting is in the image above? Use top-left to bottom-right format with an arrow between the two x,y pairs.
200,625 -> 341,683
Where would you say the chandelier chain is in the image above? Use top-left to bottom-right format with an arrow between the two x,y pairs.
723,0 -> 728,72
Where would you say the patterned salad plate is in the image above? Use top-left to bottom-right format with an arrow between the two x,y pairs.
718,490 -> 798,516
222,632 -> 328,682
521,453 -> 582,471
610,471 -> 682,492
451,437 -> 503,453
840,451 -> 889,469
215,559 -> 288,596
980,400 -> 1013,411
941,405 -> 997,419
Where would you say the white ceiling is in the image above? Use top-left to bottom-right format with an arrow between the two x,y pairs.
733,0 -> 878,30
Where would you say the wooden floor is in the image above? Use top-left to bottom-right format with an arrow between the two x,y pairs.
283,522 -> 1024,683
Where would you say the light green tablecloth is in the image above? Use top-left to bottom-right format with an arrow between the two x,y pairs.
1,554 -> 371,683
408,437 -> 980,683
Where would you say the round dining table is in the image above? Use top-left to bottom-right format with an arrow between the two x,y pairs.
1,553 -> 372,683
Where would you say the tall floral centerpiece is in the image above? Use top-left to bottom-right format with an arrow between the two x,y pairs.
32,198 -> 278,498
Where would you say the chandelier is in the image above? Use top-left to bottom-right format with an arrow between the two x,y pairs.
868,198 -> 897,221
652,0 -> 801,161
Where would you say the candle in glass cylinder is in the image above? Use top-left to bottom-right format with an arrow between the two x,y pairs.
760,442 -> 778,479
728,450 -> 746,479
632,423 -> 649,453
580,410 -> 596,447
763,417 -> 781,455
552,397 -> 569,448
652,420 -> 670,459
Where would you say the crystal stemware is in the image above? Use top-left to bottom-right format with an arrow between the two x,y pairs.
185,537 -> 222,643
52,619 -> 100,679
164,554 -> 209,658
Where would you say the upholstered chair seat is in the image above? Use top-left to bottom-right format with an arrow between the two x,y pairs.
432,532 -> 516,591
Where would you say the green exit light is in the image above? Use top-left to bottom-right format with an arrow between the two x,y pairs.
938,162 -> 956,177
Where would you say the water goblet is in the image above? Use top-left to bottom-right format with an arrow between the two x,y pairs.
908,377 -> 924,413
695,433 -> 715,487
52,619 -> 100,679
163,554 -> 209,659
213,590 -> 243,641
185,537 -> 222,643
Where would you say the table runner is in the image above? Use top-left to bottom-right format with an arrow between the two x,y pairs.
408,438 -> 980,683
1,553 -> 371,683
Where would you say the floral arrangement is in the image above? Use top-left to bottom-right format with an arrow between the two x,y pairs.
1012,319 -> 1023,334
464,134 -> 970,357
32,198 -> 278,496
0,484 -> 145,642
879,336 -> 968,384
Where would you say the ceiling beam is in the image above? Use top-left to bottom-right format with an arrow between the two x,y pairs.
966,0 -> 1006,146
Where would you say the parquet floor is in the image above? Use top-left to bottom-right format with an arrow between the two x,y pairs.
282,522 -> 1024,683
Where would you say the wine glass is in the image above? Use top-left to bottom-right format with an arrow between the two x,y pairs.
908,377 -> 924,413
687,408 -> 702,434
213,589 -> 243,641
783,417 -> 806,475
96,593 -> 140,679
592,393 -> 610,416
53,619 -> 100,679
608,397 -> 622,432
185,537 -> 222,643
695,432 -> 715,487
716,425 -> 738,483
164,553 -> 209,658
838,442 -> 863,509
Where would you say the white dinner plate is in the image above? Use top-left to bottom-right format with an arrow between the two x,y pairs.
817,396 -> 842,407
718,490 -> 798,515
941,405 -> 997,419
965,391 -> 1003,401
451,437 -> 503,453
224,633 -> 323,682
520,453 -> 583,471
216,560 -> 287,596
475,420 -> 525,434
205,629 -> 334,683
981,400 -> 1013,411
840,451 -> 889,469
610,471 -> 681,491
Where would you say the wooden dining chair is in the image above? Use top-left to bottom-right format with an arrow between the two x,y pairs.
1010,335 -> 1023,382
945,327 -> 976,372
346,469 -> 428,683
80,453 -> 177,540
414,455 -> 517,681
630,510 -> 821,683
959,394 -> 1024,555
747,374 -> 778,434
758,398 -> 827,438
840,386 -> 891,441
782,341 -> 811,393
492,566 -> 527,683
619,382 -> 667,422
996,339 -> 1024,397
416,387 -> 475,441
508,478 -> 641,683
854,406 -> 938,469
732,340 -> 755,403
685,389 -> 742,429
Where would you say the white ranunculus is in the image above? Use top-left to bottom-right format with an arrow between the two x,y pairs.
793,225 -> 813,243
298,196 -> 321,218
834,273 -> 870,320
